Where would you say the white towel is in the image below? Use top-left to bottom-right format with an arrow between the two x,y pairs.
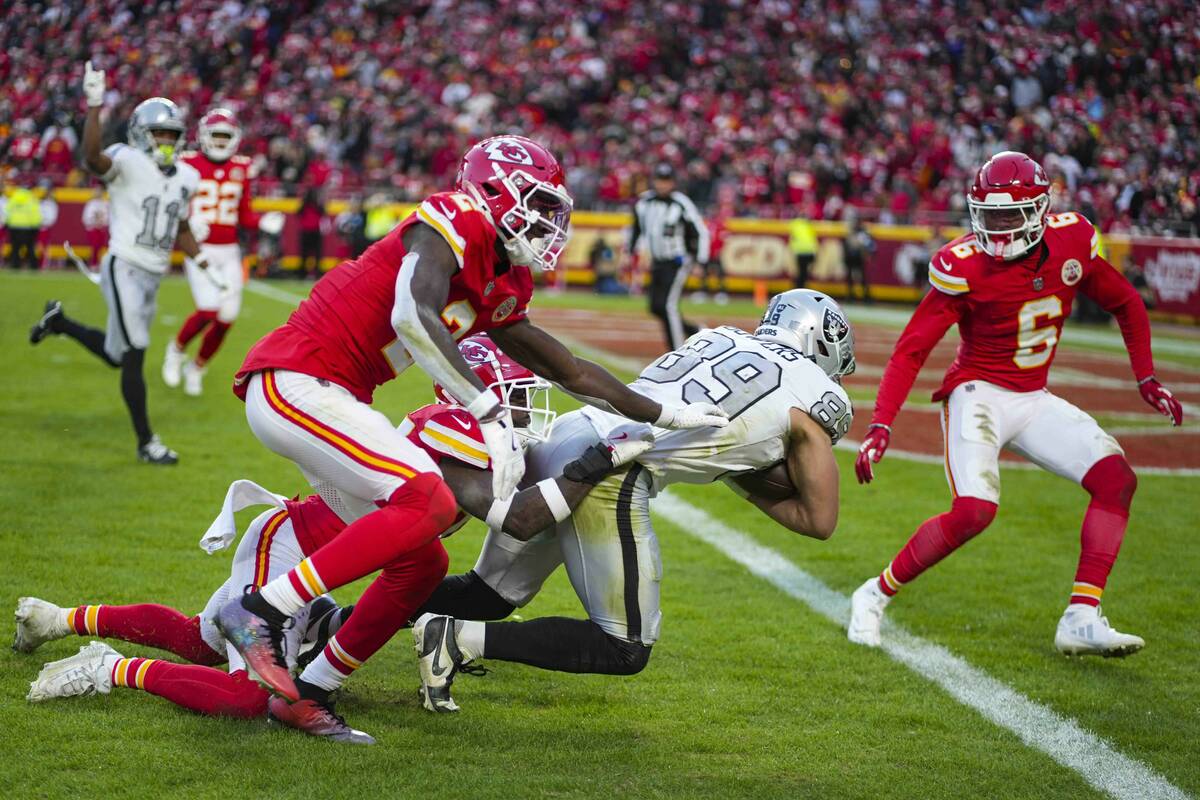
199,479 -> 289,554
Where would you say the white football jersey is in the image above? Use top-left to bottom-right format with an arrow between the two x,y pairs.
581,326 -> 853,493
101,144 -> 200,274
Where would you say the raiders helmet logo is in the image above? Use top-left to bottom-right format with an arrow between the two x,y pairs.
492,296 -> 518,322
1061,258 -> 1082,286
484,138 -> 534,166
822,308 -> 849,342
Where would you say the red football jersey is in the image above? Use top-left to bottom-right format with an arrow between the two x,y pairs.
286,403 -> 489,552
871,211 -> 1154,426
235,191 -> 532,404
179,151 -> 259,245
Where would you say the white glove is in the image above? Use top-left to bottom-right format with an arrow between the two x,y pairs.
602,422 -> 656,467
189,215 -> 211,244
654,402 -> 729,430
259,211 -> 285,235
480,411 -> 525,499
83,61 -> 105,108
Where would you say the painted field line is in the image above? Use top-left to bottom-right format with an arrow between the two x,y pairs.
653,492 -> 1190,800
246,278 -> 307,306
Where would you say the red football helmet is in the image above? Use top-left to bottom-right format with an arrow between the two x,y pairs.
198,108 -> 242,162
967,151 -> 1051,261
433,334 -> 557,443
456,135 -> 573,271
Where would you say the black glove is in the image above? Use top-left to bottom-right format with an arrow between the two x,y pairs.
562,443 -> 617,485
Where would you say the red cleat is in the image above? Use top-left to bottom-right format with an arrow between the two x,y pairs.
268,695 -> 375,744
214,593 -> 298,701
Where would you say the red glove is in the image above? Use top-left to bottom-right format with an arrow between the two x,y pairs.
1138,377 -> 1183,426
855,424 -> 892,484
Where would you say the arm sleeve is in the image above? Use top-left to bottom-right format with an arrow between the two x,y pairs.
1078,256 -> 1155,381
871,289 -> 965,427
677,193 -> 711,263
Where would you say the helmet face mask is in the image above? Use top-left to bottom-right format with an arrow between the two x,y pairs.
755,289 -> 856,381
198,108 -> 242,162
457,136 -> 573,271
967,151 -> 1051,261
129,97 -> 186,169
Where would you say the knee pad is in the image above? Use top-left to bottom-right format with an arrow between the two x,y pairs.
1082,455 -> 1137,511
387,472 -> 459,534
606,633 -> 652,676
946,497 -> 997,544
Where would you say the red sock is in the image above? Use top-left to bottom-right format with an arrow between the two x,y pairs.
115,660 -> 268,719
261,473 -> 457,614
67,604 -> 225,666
196,320 -> 232,366
175,310 -> 217,349
302,539 -> 449,689
1071,455 -> 1137,606
879,497 -> 997,595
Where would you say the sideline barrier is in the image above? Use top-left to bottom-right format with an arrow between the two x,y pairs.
12,189 -> 1200,322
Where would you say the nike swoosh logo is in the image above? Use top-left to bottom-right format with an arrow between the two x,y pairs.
443,206 -> 457,220
451,416 -> 472,430
611,433 -> 629,441
429,624 -> 449,677
939,258 -> 953,272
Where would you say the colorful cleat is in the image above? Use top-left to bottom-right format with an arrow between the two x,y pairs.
27,641 -> 121,702
1055,604 -> 1144,658
847,578 -> 891,647
214,592 -> 298,701
413,613 -> 478,713
268,691 -> 375,745
13,597 -> 71,654
29,300 -> 63,345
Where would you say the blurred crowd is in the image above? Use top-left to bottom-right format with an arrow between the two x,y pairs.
2,0 -> 1198,234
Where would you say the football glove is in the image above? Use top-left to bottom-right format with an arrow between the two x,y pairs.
655,401 -> 728,430
1138,377 -> 1183,426
854,423 -> 891,484
83,61 -> 105,108
480,411 -> 524,499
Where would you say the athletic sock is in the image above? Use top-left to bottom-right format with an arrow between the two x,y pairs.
57,314 -> 119,366
114,659 -> 268,719
482,617 -> 650,675
1072,455 -> 1135,607
196,320 -> 232,366
877,497 -> 997,596
66,604 -> 224,666
120,348 -> 152,446
175,310 -> 216,349
454,619 -> 485,662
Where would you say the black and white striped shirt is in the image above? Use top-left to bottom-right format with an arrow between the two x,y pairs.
629,190 -> 710,263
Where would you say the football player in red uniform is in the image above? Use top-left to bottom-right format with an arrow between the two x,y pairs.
848,152 -> 1183,656
18,335 -> 650,744
163,108 -> 262,396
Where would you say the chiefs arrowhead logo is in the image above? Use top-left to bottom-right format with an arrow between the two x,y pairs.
492,296 -> 518,322
484,138 -> 534,166
1061,258 -> 1082,286
822,308 -> 849,342
459,339 -> 492,365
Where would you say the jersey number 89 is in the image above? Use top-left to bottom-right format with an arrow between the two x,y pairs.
643,331 -> 781,420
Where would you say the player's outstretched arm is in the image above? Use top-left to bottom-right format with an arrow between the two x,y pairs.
439,434 -> 646,541
491,321 -> 728,430
81,62 -> 112,176
744,408 -> 840,540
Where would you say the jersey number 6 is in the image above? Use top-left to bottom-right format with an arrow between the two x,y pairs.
1013,296 -> 1063,369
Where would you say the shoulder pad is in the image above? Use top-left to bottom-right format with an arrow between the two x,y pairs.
417,192 -> 490,271
1045,210 -> 1099,259
411,404 -> 489,469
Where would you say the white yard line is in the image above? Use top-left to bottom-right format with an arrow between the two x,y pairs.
653,492 -> 1191,800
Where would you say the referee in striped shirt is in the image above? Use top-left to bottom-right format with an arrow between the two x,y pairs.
628,163 -> 711,349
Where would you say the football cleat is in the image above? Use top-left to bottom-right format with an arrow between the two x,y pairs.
162,341 -> 186,388
1055,604 -> 1144,658
137,435 -> 179,466
847,578 -> 891,647
268,685 -> 375,745
297,598 -> 352,671
29,300 -> 63,345
182,360 -> 205,396
413,613 -> 480,713
27,641 -> 121,702
13,597 -> 71,654
215,592 -> 298,701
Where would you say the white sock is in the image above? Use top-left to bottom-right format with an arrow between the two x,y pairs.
455,619 -> 486,662
259,575 -> 308,617
299,649 -> 350,692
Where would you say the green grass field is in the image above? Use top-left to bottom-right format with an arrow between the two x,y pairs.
1,271 -> 1197,799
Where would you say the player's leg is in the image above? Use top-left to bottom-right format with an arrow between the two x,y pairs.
1007,394 -> 1143,656
28,257 -> 120,364
166,249 -> 218,386
221,370 -> 455,699
849,382 -> 1012,646
184,244 -> 243,395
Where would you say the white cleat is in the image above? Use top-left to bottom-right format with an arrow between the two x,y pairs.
848,578 -> 891,647
182,360 -> 206,396
413,613 -> 472,713
1055,604 -> 1144,658
27,641 -> 122,702
162,341 -> 186,388
13,597 -> 71,654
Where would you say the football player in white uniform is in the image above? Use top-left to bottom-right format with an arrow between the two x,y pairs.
409,289 -> 854,712
29,62 -> 216,464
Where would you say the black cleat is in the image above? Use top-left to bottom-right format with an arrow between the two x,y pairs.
137,435 -> 179,466
30,300 -> 63,345
297,599 -> 353,671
